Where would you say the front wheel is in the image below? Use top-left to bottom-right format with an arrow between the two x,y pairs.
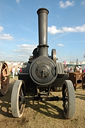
11,80 -> 25,118
62,80 -> 75,119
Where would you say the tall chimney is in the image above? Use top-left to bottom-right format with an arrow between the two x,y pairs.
37,8 -> 49,56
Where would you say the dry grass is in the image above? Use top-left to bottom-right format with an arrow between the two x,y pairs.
0,77 -> 85,128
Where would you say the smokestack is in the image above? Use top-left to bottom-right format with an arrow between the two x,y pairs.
37,8 -> 49,56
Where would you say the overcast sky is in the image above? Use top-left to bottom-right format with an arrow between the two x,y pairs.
0,0 -> 85,62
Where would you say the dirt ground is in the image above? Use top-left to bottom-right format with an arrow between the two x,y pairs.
0,77 -> 85,128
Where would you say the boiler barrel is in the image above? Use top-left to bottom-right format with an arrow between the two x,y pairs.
37,8 -> 49,56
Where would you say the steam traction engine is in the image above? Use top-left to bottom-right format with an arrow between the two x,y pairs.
11,8 -> 75,119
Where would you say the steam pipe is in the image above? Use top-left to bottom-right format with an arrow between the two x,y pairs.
37,8 -> 49,56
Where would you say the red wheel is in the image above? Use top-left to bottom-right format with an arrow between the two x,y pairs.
0,62 -> 9,96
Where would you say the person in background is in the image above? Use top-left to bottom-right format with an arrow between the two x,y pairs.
79,67 -> 82,73
17,67 -> 20,74
64,67 -> 68,73
10,67 -> 12,74
70,67 -> 74,72
20,68 -> 22,73
83,67 -> 85,73
75,66 -> 79,72
12,66 -> 15,79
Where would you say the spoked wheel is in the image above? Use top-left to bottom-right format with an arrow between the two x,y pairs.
0,62 -> 9,96
11,80 -> 25,118
62,80 -> 75,119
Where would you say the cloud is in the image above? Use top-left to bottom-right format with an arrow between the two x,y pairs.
57,44 -> 64,46
16,0 -> 20,3
81,0 -> 85,6
17,44 -> 36,51
48,24 -> 85,34
59,1 -> 75,8
1,52 -> 5,54
0,26 -> 4,32
48,26 -> 61,34
0,34 -> 14,40
14,44 -> 37,58
0,26 -> 14,41
6,55 -> 14,58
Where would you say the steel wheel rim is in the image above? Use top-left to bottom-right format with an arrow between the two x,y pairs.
63,86 -> 69,114
19,88 -> 25,114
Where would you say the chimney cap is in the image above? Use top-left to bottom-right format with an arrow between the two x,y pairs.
37,8 -> 49,14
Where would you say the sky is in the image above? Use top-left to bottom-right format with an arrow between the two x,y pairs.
0,0 -> 85,63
